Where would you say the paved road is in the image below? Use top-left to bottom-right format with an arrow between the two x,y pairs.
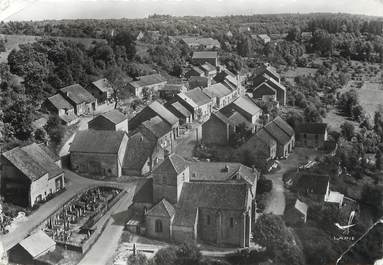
1,170 -> 132,251
263,148 -> 321,215
78,183 -> 139,265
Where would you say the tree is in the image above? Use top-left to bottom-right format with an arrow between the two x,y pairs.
126,253 -> 148,265
341,122 -> 355,141
337,90 -> 359,117
3,98 -> 34,141
304,103 -> 322,123
153,246 -> 177,265
237,35 -> 253,57
375,149 -> 382,171
45,115 -> 65,148
112,31 -> 136,59
286,26 -> 302,42
34,128 -> 48,144
361,184 -> 383,216
257,178 -> 273,194
175,243 -> 203,265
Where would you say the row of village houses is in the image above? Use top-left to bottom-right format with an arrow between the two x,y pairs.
0,53 -> 330,249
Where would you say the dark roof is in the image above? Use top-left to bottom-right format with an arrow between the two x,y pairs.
295,123 -> 328,135
69,130 -> 126,154
148,101 -> 179,126
160,84 -> 186,92
91,78 -> 113,93
182,88 -> 212,106
295,173 -> 330,195
173,182 -> 249,227
200,62 -> 216,72
255,129 -> 277,148
133,178 -> 153,204
263,122 -> 291,145
140,116 -> 172,138
188,66 -> 204,76
146,199 -> 175,218
46,94 -> 73,110
192,51 -> 218,59
94,109 -> 127,125
256,64 -> 280,80
2,143 -> 63,181
153,153 -> 187,177
166,101 -> 192,118
273,116 -> 295,137
60,84 -> 96,104
211,111 -> 230,125
129,74 -> 166,89
123,132 -> 156,171
189,161 -> 257,186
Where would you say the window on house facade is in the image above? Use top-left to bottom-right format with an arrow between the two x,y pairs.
230,217 -> 234,228
155,219 -> 163,233
207,215 -> 211,225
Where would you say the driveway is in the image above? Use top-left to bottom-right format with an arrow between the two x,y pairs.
263,148 -> 322,215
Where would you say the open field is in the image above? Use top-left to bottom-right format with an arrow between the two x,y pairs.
357,82 -> 383,119
0,34 -> 107,62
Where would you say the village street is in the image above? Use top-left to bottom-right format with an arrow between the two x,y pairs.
263,147 -> 322,215
174,124 -> 200,159
0,169 -> 138,252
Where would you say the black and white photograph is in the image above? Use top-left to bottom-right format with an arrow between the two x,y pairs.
0,0 -> 382,264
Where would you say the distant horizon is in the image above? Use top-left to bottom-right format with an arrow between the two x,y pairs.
2,0 -> 383,22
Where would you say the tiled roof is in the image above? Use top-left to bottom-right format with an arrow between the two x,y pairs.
295,123 -> 327,135
189,161 -> 257,186
129,74 -> 166,89
232,95 -> 262,116
146,198 -> 175,218
96,109 -> 127,125
69,130 -> 126,154
182,37 -> 220,47
46,94 -> 73,110
60,84 -> 96,104
183,88 -> 212,106
153,153 -> 187,177
91,78 -> 113,93
295,173 -> 330,195
188,66 -> 204,76
2,143 -> 63,181
203,83 -> 232,98
160,84 -> 186,92
256,64 -> 280,80
173,182 -> 249,227
123,132 -> 156,171
200,62 -> 216,72
254,82 -> 277,95
166,101 -> 192,118
263,122 -> 291,145
192,51 -> 218,59
255,129 -> 277,148
19,230 -> 56,259
211,111 -> 230,125
273,116 -> 295,137
133,178 -> 153,203
148,101 -> 179,126
140,116 -> 172,138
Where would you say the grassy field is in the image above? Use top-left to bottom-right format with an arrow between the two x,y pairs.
358,82 -> 383,119
0,34 -> 107,63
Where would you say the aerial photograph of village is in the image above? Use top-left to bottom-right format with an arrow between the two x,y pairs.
0,0 -> 382,264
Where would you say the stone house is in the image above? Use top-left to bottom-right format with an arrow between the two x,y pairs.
202,82 -> 238,110
256,34 -> 271,44
129,100 -> 180,140
122,131 -> 161,177
294,173 -> 330,201
295,123 -> 328,148
145,199 -> 175,241
200,62 -> 217,78
69,130 -> 128,178
222,95 -> 262,125
181,37 -> 221,50
262,117 -> 295,158
158,84 -> 187,99
185,66 -> 205,79
165,101 -> 193,125
42,94 -> 78,125
188,76 -> 210,89
176,88 -> 213,121
88,109 -> 128,132
59,84 -> 97,115
252,74 -> 286,106
126,74 -> 167,98
86,78 -> 114,104
1,143 -> 65,207
192,51 -> 218,67
254,64 -> 281,83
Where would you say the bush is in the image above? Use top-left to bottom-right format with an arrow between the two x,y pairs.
257,178 -> 273,194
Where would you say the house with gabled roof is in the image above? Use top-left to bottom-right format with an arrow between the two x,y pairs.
69,130 -> 128,178
192,51 -> 218,67
262,116 -> 295,158
252,74 -> 286,106
122,131 -> 161,177
176,88 -> 213,121
295,123 -> 328,148
1,143 -> 65,207
181,37 -> 221,50
188,76 -> 210,89
129,100 -> 180,139
59,84 -> 97,115
221,95 -> 262,125
294,173 -> 330,201
145,198 -> 175,241
165,101 -> 192,125
42,94 -> 78,125
88,109 -> 128,132
126,74 -> 167,98
185,66 -> 205,79
255,34 -> 271,44
203,82 -> 238,110
87,78 -> 114,104
158,84 -> 187,99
